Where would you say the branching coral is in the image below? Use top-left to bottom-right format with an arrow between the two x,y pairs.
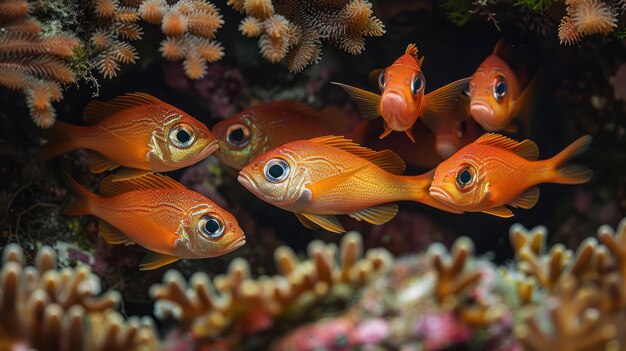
559,0 -> 618,45
93,0 -> 224,80
0,243 -> 162,350
228,0 -> 385,73
141,0 -> 225,79
0,0 -> 79,127
150,232 -> 392,346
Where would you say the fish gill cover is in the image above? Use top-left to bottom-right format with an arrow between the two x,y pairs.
0,0 -> 625,350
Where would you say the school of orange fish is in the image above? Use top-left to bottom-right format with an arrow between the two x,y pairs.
45,42 -> 592,269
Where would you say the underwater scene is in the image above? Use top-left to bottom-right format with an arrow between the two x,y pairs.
1,0 -> 626,350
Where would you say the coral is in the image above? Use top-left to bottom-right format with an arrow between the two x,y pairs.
559,0 -> 618,45
0,243 -> 162,350
93,0 -> 224,79
150,232 -> 392,348
228,0 -> 385,73
91,0 -> 143,79
0,0 -> 79,127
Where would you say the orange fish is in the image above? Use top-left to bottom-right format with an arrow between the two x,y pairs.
64,173 -> 245,270
237,136 -> 461,233
468,41 -> 534,132
429,134 -> 592,217
332,44 -> 470,142
43,93 -> 218,180
212,100 -> 364,170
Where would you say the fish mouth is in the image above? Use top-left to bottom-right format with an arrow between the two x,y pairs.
470,101 -> 495,118
202,140 -> 219,155
429,186 -> 454,204
237,172 -> 257,190
225,235 -> 246,252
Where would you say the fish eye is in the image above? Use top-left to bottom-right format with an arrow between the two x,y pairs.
410,72 -> 425,96
455,166 -> 475,189
378,69 -> 386,90
198,214 -> 224,239
169,123 -> 196,149
493,77 -> 507,100
263,158 -> 290,183
225,123 -> 251,149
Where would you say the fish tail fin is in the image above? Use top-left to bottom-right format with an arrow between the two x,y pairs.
63,172 -> 98,216
407,171 -> 464,214
40,121 -> 81,160
547,135 -> 593,184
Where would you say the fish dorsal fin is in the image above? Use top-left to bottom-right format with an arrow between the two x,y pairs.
418,56 -> 425,67
299,213 -> 345,233
475,133 -> 539,160
100,221 -> 135,245
99,173 -> 186,197
311,136 -> 405,174
84,93 -> 164,124
492,39 -> 511,61
139,252 -> 180,271
331,82 -> 381,120
405,43 -> 419,60
482,206 -> 514,218
349,203 -> 398,225
509,187 -> 540,209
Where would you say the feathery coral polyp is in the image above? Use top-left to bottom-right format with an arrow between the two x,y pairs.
558,0 -> 618,45
0,0 -> 78,127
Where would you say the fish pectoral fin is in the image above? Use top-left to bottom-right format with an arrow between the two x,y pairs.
509,187 -> 540,209
512,76 -> 536,136
349,203 -> 398,225
422,77 -> 471,116
100,221 -> 135,245
378,127 -> 394,139
306,166 -> 367,200
367,68 -> 384,85
85,150 -> 120,174
300,213 -> 345,233
330,82 -> 381,120
502,122 -> 519,133
139,252 -> 180,271
110,168 -> 153,182
99,173 -> 186,197
404,129 -> 415,143
482,206 -> 514,218
295,213 -> 320,230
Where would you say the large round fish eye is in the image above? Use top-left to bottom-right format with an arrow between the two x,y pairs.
169,123 -> 196,149
225,123 -> 251,148
378,69 -> 386,90
493,77 -> 507,100
411,72 -> 425,96
198,214 -> 224,239
263,158 -> 290,183
455,165 -> 475,189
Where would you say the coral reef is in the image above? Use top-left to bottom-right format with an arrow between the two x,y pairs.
150,232 -> 392,349
228,0 -> 385,73
0,0 -> 79,127
559,0 -> 619,45
0,243 -> 162,350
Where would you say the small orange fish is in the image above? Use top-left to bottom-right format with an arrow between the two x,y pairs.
212,100 -> 364,170
429,134 -> 592,217
43,93 -> 217,180
468,41 -> 534,132
64,173 -> 245,270
238,136 -> 461,233
332,44 -> 470,142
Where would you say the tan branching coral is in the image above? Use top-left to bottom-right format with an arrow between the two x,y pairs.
150,232 -> 392,341
428,237 -> 506,326
0,0 -> 78,127
91,0 -> 143,79
141,0 -> 224,79
558,0 -> 618,45
228,0 -> 385,73
0,243 -> 162,350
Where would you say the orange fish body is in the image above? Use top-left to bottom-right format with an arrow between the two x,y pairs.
212,101 -> 364,170
65,173 -> 245,270
429,134 -> 592,217
238,136 -> 461,233
468,42 -> 533,132
43,93 -> 217,180
333,44 -> 470,142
